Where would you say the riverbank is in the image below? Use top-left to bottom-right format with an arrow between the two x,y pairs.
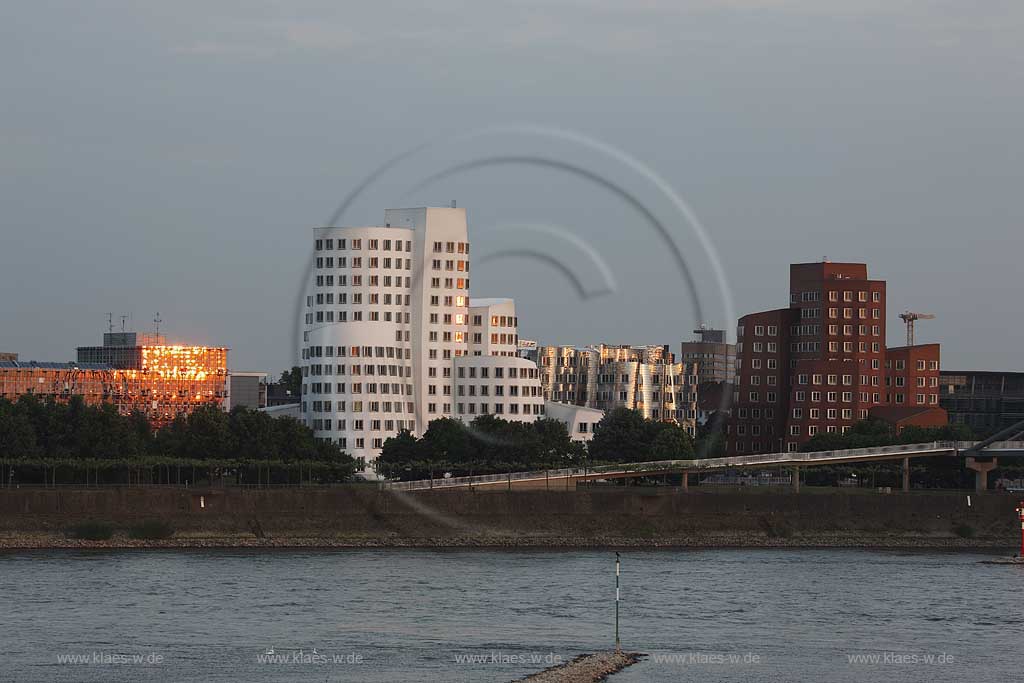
0,486 -> 1019,551
0,530 -> 1015,550
519,651 -> 641,682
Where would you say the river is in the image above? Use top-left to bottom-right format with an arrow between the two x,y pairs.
1,548 -> 1020,681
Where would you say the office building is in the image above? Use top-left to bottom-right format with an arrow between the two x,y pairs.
538,344 -> 698,434
680,326 -> 736,385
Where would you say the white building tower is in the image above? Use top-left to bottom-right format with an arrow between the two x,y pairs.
301,207 -> 543,471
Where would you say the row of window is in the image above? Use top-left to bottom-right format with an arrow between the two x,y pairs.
315,256 -> 411,270
431,241 -> 470,254
309,400 -> 414,414
309,382 -> 412,396
314,274 -> 410,288
315,237 -> 415,252
305,345 -> 407,360
312,273 -> 471,292
457,402 -> 544,416
458,385 -> 541,398
429,259 -> 469,273
307,310 -> 412,326
791,290 -> 881,304
457,365 -> 537,379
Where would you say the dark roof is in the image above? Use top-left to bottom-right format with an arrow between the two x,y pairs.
868,405 -> 946,423
0,360 -> 114,371
941,369 -> 1024,377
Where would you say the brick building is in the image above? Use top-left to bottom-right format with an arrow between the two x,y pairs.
726,261 -> 944,454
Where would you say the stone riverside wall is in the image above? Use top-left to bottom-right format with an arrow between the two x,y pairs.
0,487 -> 1019,548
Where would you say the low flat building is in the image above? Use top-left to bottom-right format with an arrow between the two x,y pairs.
940,370 -> 1024,436
260,403 -> 303,420
226,372 -> 268,410
544,401 -> 605,442
868,405 -> 949,434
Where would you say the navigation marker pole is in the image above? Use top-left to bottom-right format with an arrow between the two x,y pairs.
615,552 -> 621,653
1016,501 -> 1024,558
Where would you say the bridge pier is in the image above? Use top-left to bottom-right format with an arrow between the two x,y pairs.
902,458 -> 910,493
791,466 -> 800,493
965,457 -> 998,492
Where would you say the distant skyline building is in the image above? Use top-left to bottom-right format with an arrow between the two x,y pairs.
2,331 -> 228,426
726,261 -> 943,455
680,326 -> 736,385
537,344 -> 698,434
300,207 -> 546,468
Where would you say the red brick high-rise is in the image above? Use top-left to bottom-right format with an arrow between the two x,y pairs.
726,261 -> 943,455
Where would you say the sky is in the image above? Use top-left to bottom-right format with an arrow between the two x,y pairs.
1,1 -> 1021,377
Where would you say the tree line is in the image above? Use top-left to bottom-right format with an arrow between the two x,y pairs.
800,418 -> 974,452
376,408 -> 700,481
375,415 -> 585,480
0,395 -> 356,484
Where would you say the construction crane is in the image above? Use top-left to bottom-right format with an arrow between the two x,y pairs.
899,311 -> 935,347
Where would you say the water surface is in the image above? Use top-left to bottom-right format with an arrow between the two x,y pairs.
1,548 -> 1020,681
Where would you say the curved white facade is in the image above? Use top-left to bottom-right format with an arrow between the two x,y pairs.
300,207 -> 553,472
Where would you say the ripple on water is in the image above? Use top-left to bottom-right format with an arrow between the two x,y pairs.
0,548 -> 1021,683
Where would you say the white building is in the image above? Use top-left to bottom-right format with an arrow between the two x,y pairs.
300,207 -> 549,470
543,401 -> 605,442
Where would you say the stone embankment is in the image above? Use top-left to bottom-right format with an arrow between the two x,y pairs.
0,530 -> 1016,550
0,486 -> 1020,550
518,651 -> 641,682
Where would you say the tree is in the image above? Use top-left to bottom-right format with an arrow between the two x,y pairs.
376,430 -> 424,480
650,423 -> 695,460
0,399 -> 41,458
419,417 -> 473,472
590,408 -> 650,463
533,418 -> 575,468
278,366 -> 303,396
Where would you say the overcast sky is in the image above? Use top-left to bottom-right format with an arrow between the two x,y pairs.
2,1 -> 1021,376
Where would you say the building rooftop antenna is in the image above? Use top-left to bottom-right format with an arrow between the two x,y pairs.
119,314 -> 130,333
153,312 -> 163,337
107,313 -> 114,334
